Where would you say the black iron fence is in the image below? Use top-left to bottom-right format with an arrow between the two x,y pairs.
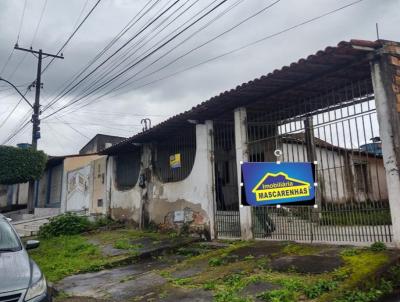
246,77 -> 392,243
252,203 -> 392,243
213,119 -> 241,238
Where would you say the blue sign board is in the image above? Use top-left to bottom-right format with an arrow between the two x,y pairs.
241,162 -> 316,206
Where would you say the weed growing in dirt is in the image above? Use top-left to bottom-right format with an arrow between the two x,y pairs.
209,257 -> 224,267
257,288 -> 296,302
29,235 -> 109,282
370,242 -> 387,252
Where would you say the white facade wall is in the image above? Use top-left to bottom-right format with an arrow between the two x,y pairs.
108,122 -> 215,237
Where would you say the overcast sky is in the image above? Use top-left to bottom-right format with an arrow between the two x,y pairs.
0,0 -> 399,155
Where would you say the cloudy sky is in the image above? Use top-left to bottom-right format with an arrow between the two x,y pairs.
0,0 -> 399,155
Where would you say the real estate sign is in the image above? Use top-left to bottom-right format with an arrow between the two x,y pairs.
241,162 -> 316,206
169,153 -> 181,169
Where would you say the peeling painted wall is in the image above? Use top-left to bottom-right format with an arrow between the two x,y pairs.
109,122 -> 215,235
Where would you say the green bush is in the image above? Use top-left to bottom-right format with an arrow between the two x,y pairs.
38,213 -> 91,239
304,279 -> 338,298
370,242 -> 387,252
0,146 -> 47,184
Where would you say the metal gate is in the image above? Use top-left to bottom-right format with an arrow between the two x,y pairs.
213,120 -> 241,238
247,77 -> 392,243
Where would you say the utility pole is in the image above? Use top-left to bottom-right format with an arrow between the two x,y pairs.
14,45 -> 64,149
14,44 -> 64,212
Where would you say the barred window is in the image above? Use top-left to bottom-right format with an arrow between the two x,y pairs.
115,149 -> 141,190
155,126 -> 196,183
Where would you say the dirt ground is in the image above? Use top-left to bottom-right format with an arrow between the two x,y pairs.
53,240 -> 400,302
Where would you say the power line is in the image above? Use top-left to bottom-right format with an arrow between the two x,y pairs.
16,0 -> 28,43
66,0 -> 368,113
41,0 -> 103,74
52,0 -> 238,116
43,0 -> 181,112
104,0 -> 280,102
43,0 -> 231,119
41,0 -> 161,112
75,0 -> 198,98
0,0 -> 28,77
31,0 -> 48,47
71,0 -> 90,32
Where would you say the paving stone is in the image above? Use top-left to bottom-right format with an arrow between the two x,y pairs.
55,260 -> 168,299
270,255 -> 343,274
171,265 -> 205,278
241,281 -> 281,296
107,272 -> 167,301
229,241 -> 287,259
160,288 -> 214,302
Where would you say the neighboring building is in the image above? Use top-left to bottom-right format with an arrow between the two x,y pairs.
0,183 -> 28,212
276,133 -> 387,204
79,134 -> 126,155
36,153 -> 105,215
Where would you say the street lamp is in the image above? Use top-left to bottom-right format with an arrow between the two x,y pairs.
0,77 -> 33,109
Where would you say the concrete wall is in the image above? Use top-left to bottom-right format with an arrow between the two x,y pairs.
60,155 -> 103,213
109,122 -> 215,236
91,156 -> 107,215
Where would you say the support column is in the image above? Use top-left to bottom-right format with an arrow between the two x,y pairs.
234,107 -> 253,240
205,120 -> 216,240
370,42 -> 400,247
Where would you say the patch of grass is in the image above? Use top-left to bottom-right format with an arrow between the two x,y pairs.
340,248 -> 361,257
203,281 -> 216,290
370,242 -> 387,252
282,243 -> 321,256
29,235 -> 110,282
320,207 -> 391,226
172,277 -> 193,286
113,239 -> 143,251
257,289 -> 296,302
209,257 -> 224,267
304,279 -> 338,299
339,250 -> 389,288
334,280 -> 393,302
91,228 -> 169,245
214,289 -> 252,302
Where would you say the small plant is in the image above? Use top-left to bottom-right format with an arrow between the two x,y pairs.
214,289 -> 251,302
203,281 -> 216,290
370,242 -> 387,252
113,239 -> 143,251
332,268 -> 351,281
257,289 -> 296,302
38,213 -> 91,238
334,280 -> 393,302
280,278 -> 304,291
340,248 -> 361,257
173,277 -> 192,286
209,257 -> 224,267
304,279 -> 338,299
244,255 -> 255,260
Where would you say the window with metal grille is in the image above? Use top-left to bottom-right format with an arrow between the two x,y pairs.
115,149 -> 141,190
154,126 -> 196,183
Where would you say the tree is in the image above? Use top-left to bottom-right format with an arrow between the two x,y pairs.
0,146 -> 47,184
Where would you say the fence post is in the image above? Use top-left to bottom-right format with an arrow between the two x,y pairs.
234,107 -> 253,240
370,42 -> 400,247
205,120 -> 217,240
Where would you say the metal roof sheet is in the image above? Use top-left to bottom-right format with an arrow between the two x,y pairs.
102,39 -> 384,155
